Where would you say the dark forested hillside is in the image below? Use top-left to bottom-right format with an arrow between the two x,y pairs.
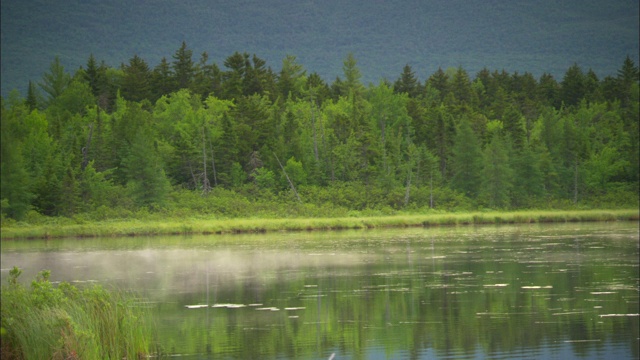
1,46 -> 638,221
1,0 -> 638,96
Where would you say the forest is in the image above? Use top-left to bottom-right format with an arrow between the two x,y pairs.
1,42 -> 638,222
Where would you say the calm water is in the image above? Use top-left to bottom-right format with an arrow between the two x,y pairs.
2,222 -> 639,359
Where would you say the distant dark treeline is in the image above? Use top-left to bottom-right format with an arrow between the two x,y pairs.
1,43 -> 638,220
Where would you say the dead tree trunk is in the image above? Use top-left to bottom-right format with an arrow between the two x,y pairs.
311,97 -> 319,162
403,168 -> 412,207
573,161 -> 579,204
188,159 -> 198,190
274,152 -> 301,203
208,138 -> 218,187
202,127 -> 211,194
81,123 -> 94,170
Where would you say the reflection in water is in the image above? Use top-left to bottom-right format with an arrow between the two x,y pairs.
1,222 -> 638,359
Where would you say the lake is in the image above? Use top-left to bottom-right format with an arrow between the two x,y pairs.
1,222 -> 638,359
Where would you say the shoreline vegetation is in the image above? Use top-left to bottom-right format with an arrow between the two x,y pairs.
1,268 -> 155,359
1,209 -> 637,240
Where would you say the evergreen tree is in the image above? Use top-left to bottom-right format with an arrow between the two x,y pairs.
278,55 -> 307,99
122,132 -> 171,208
307,72 -> 331,105
244,54 -> 273,96
58,162 -> 81,216
394,64 -> 420,98
83,54 -> 107,99
616,55 -> 639,108
480,133 -> 513,208
0,131 -> 32,220
338,53 -> 364,97
538,73 -> 560,107
222,52 -> 248,100
560,63 -> 585,107
192,52 -> 222,99
151,57 -> 175,100
26,80 -> 40,111
426,67 -> 449,102
39,56 -> 71,104
511,143 -> 544,206
121,55 -> 152,102
501,106 -> 526,150
425,105 -> 455,176
216,113 -> 239,187
450,118 -> 483,198
450,66 -> 475,106
172,41 -> 195,90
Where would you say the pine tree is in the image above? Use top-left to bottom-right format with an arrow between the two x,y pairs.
83,54 -> 101,97
0,140 -> 32,220
560,63 -> 585,107
339,53 -> 364,97
511,143 -> 544,206
121,55 -> 152,102
58,163 -> 81,216
39,56 -> 71,104
217,113 -> 239,187
450,118 -> 483,198
122,133 -> 171,208
501,106 -> 526,150
450,66 -> 474,106
222,52 -> 248,100
192,52 -> 222,99
480,133 -> 513,208
278,55 -> 307,99
426,67 -> 449,102
172,41 -> 194,90
394,64 -> 420,98
244,54 -> 272,96
616,55 -> 639,108
151,57 -> 175,100
25,80 -> 39,111
538,73 -> 559,108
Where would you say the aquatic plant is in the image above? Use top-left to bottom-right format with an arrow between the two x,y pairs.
0,267 -> 156,359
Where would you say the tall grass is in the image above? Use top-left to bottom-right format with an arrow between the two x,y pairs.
0,268 -> 155,359
1,209 -> 637,240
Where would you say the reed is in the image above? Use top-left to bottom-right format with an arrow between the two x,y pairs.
0,268 -> 155,359
0,209 -> 637,240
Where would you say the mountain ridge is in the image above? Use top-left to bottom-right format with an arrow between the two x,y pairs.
2,0 -> 638,96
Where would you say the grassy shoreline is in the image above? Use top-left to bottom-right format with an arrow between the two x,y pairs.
1,269 -> 155,359
1,209 -> 638,240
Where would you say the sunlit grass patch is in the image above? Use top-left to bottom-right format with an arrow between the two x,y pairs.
0,209 -> 637,239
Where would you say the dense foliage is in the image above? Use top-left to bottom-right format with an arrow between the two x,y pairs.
1,45 -> 638,221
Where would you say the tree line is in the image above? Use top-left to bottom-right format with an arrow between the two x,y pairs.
1,42 -> 638,220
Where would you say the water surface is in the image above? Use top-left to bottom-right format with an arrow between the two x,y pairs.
2,222 -> 638,359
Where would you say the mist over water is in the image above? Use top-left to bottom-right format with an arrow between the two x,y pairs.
2,222 -> 638,359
